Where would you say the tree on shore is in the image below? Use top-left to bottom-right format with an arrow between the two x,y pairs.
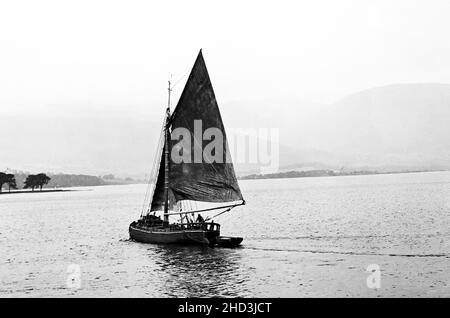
5,174 -> 17,192
102,174 -> 115,180
0,172 -> 7,193
0,173 -> 17,192
24,173 -> 51,191
24,175 -> 37,191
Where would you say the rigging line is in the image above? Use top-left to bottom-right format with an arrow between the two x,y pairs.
140,184 -> 151,217
163,201 -> 244,216
141,129 -> 163,216
172,71 -> 189,89
142,112 -> 167,216
205,207 -> 232,221
140,121 -> 164,217
165,71 -> 189,118
147,118 -> 165,211
208,202 -> 243,220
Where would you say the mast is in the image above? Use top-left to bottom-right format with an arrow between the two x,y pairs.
163,80 -> 171,223
146,50 -> 244,217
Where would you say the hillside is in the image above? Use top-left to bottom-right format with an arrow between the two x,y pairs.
1,83 -> 450,176
223,83 -> 450,172
319,83 -> 450,168
0,116 -> 161,178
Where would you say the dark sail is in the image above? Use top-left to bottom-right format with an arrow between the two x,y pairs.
149,119 -> 176,212
149,141 -> 166,211
168,50 -> 244,204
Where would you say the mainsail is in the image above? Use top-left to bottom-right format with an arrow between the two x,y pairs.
148,50 -> 244,214
149,140 -> 176,211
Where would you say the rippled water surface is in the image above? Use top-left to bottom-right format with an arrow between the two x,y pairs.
2,171 -> 450,297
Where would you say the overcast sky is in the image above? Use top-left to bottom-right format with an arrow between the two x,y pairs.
1,0 -> 450,118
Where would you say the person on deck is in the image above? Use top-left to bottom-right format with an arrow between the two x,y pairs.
196,214 -> 205,223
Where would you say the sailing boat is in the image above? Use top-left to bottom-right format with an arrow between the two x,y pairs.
129,50 -> 245,247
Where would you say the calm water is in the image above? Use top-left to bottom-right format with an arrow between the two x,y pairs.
1,171 -> 450,297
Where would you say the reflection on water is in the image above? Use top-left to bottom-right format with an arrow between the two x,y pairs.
149,245 -> 250,297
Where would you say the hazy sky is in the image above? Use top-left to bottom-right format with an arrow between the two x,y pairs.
1,0 -> 450,118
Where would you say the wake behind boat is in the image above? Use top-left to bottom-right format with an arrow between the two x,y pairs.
129,50 -> 245,247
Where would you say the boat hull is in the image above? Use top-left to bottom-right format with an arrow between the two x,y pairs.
129,223 -> 217,245
216,236 -> 243,248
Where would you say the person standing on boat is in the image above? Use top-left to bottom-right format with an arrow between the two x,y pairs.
196,214 -> 205,223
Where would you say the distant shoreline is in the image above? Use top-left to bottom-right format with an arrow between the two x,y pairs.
0,189 -> 76,195
2,171 -> 146,193
239,169 -> 446,181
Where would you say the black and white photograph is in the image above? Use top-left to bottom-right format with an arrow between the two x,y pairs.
1,0 -> 450,303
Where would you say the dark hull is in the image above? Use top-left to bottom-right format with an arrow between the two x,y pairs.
216,236 -> 243,248
129,223 -> 219,245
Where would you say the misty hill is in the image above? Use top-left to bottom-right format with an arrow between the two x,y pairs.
1,83 -> 450,176
318,83 -> 450,169
223,83 -> 450,173
0,116 -> 161,177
